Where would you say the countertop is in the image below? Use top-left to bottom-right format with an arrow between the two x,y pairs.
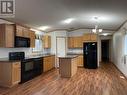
0,54 -> 55,62
59,55 -> 79,59
67,53 -> 83,55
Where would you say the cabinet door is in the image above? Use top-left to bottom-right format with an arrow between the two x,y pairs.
73,37 -> 78,48
12,62 -> 21,85
77,55 -> 83,67
30,31 -> 35,48
43,57 -> 49,72
44,35 -> 51,48
83,34 -> 91,42
51,56 -> 55,67
91,34 -> 97,42
23,28 -> 30,38
77,37 -> 83,48
79,37 -> 83,48
0,25 -> 6,47
71,58 -> 77,76
43,56 -> 55,72
16,25 -> 23,37
5,24 -> 15,48
49,56 -> 55,69
68,37 -> 74,48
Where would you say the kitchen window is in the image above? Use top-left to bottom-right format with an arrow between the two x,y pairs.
32,34 -> 43,52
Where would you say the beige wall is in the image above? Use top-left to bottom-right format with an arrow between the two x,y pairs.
112,22 -> 127,77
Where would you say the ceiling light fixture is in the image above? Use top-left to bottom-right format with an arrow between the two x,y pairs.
63,18 -> 75,24
38,26 -> 50,31
92,17 -> 103,33
103,33 -> 108,36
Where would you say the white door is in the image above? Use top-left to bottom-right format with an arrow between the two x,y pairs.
56,37 -> 66,67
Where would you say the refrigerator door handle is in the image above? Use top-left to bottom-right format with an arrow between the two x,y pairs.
85,52 -> 88,55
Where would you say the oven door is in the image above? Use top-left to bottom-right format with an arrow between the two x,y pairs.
21,59 -> 34,83
15,36 -> 30,47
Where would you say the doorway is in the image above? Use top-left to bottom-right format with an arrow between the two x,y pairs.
56,37 -> 67,67
101,40 -> 109,62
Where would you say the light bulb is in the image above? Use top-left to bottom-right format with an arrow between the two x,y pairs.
92,29 -> 97,33
99,29 -> 102,32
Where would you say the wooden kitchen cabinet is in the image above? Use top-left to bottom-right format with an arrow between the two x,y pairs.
68,37 -> 74,48
83,33 -> 97,42
16,25 -> 30,38
73,37 -> 79,48
77,37 -> 83,48
16,25 -> 23,37
43,55 -> 55,72
68,34 -> 97,48
77,55 -> 83,67
12,62 -> 21,85
0,61 -> 21,87
43,35 -> 51,49
0,24 -> 15,48
90,34 -> 97,41
68,36 -> 83,48
30,31 -> 35,48
23,28 -> 30,38
83,34 -> 91,42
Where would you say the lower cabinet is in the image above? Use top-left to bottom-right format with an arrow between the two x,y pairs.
0,61 -> 21,87
77,55 -> 83,67
43,55 -> 55,72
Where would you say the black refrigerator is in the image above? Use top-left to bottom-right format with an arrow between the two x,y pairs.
83,42 -> 98,69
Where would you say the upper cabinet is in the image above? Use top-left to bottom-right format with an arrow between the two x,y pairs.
90,34 -> 97,41
16,25 -> 30,38
68,36 -> 83,48
43,35 -> 51,49
83,34 -> 97,42
68,37 -> 74,48
30,31 -> 35,48
0,24 -> 36,48
0,24 -> 15,48
83,34 -> 91,41
68,34 -> 97,49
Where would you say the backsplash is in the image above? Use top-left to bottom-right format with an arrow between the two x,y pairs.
68,48 -> 83,54
44,48 -> 51,54
0,48 -> 32,58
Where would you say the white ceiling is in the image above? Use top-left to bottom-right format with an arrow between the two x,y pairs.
9,0 -> 127,32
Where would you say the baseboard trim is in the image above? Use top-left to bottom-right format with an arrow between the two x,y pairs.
112,62 -> 127,80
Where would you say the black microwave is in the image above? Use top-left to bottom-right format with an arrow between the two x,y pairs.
15,36 -> 30,47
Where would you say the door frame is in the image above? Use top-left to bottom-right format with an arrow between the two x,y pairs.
56,36 -> 67,68
101,40 -> 110,62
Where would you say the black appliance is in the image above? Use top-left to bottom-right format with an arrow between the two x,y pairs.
21,58 -> 42,83
9,52 -> 43,83
83,42 -> 97,69
15,36 -> 30,47
9,52 -> 25,60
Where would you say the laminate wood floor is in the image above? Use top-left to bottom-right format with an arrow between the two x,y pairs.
0,63 -> 127,95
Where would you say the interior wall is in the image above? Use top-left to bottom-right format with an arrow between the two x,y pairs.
47,30 -> 67,55
112,22 -> 127,77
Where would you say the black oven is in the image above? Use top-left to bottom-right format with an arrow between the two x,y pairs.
15,36 -> 30,47
21,58 -> 43,83
9,52 -> 43,83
